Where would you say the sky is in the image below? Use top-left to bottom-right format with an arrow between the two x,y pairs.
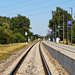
0,0 -> 75,36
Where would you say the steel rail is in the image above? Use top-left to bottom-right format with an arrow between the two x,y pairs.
9,42 -> 37,75
39,43 -> 51,75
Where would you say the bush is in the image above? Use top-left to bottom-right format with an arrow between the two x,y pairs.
0,27 -> 6,44
0,26 -> 18,44
14,33 -> 26,42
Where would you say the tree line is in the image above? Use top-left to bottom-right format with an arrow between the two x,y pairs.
0,14 -> 38,44
48,7 -> 75,43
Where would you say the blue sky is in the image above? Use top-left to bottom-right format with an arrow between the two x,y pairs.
0,0 -> 75,36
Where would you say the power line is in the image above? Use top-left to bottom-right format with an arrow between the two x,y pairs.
7,5 -> 75,17
25,5 -> 75,16
0,0 -> 52,12
28,11 -> 51,16
6,0 -> 74,16
28,5 -> 75,16
0,0 -> 34,8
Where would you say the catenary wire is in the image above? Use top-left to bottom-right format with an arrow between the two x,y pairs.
0,0 -> 34,8
6,0 -> 74,16
0,0 -> 52,12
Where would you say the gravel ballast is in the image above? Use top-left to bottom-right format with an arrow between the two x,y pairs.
0,43 -> 33,75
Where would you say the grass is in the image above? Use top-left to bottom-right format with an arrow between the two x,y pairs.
0,41 -> 33,60
59,39 -> 75,46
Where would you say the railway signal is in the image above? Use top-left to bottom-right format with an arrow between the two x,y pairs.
25,32 -> 28,45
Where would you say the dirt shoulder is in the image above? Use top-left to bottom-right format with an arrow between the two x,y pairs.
0,43 -> 33,75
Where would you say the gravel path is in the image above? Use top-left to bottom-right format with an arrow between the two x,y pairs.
14,42 -> 45,75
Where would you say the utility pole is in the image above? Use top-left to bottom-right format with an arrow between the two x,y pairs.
53,25 -> 54,41
74,13 -> 75,23
66,24 -> 68,45
63,14 -> 64,44
52,11 -> 54,42
58,10 -> 60,38
55,23 -> 56,42
58,19 -> 60,38
71,8 -> 73,45
10,43 -> 11,53
59,20 -> 60,38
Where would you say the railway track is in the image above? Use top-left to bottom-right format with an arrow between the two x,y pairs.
9,41 -> 51,75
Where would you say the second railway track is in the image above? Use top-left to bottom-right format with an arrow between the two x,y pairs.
9,41 -> 51,75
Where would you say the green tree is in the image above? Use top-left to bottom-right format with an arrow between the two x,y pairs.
10,14 -> 30,30
33,34 -> 39,39
0,14 -> 34,44
0,26 -> 6,44
68,24 -> 75,43
48,7 -> 71,40
14,33 -> 25,42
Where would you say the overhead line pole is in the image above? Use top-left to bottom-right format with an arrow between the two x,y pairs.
55,23 -> 56,42
71,8 -> 73,45
53,25 -> 54,41
66,24 -> 68,45
59,19 -> 60,38
58,19 -> 60,38
63,14 -> 64,44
